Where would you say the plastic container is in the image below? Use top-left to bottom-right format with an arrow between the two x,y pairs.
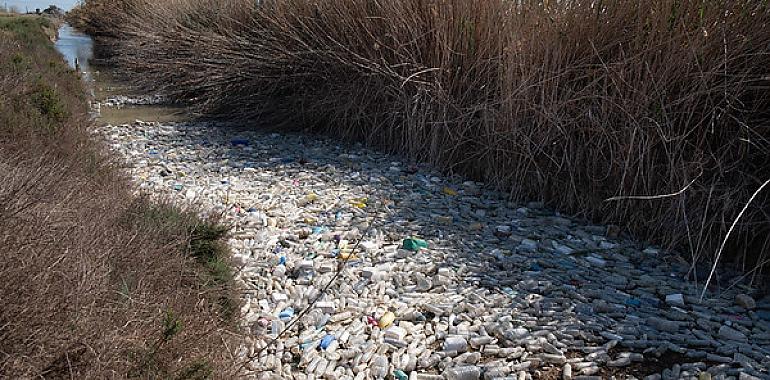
444,366 -> 481,380
378,311 -> 395,329
403,238 -> 429,252
278,307 -> 294,321
370,355 -> 389,379
443,336 -> 468,353
319,334 -> 335,350
393,369 -> 408,380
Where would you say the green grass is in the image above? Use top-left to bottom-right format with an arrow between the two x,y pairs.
32,82 -> 70,124
131,202 -> 231,277
127,202 -> 237,320
0,16 -> 53,46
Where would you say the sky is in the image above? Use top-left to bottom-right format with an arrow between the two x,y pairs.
3,0 -> 81,12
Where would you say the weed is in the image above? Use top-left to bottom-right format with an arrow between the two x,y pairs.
162,309 -> 183,342
32,84 -> 69,123
123,201 -> 238,319
175,359 -> 213,380
11,52 -> 25,67
189,222 -> 229,263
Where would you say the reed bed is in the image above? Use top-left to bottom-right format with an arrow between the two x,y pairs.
71,0 -> 770,282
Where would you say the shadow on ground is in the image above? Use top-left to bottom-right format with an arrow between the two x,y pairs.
99,120 -> 770,379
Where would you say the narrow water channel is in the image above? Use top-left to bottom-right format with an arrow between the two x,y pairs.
54,23 -> 94,83
53,22 -> 190,125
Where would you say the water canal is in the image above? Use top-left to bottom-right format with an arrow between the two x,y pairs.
50,18 -> 189,124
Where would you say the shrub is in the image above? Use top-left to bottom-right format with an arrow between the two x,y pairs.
32,83 -> 69,123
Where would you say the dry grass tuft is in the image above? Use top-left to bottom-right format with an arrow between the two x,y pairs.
0,16 -> 241,378
71,0 -> 770,279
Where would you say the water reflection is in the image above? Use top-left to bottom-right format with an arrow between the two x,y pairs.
54,23 -> 93,82
52,22 -> 190,124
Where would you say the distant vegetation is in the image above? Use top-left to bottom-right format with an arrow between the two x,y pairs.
69,0 -> 770,275
0,4 -> 63,15
0,15 -> 241,378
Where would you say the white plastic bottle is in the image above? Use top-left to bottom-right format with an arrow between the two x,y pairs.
445,365 -> 481,380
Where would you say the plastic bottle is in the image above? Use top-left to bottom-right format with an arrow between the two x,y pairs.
319,334 -> 335,350
444,366 -> 481,380
278,307 -> 294,321
443,336 -> 468,353
370,354 -> 389,379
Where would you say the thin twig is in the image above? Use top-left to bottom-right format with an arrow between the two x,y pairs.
605,172 -> 702,202
400,67 -> 440,88
700,178 -> 770,300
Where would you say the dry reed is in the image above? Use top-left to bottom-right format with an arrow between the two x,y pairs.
71,0 -> 770,284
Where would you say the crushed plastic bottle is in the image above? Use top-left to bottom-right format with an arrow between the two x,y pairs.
370,354 -> 389,379
312,226 -> 329,235
393,369 -> 408,380
443,336 -> 468,353
625,298 -> 641,307
315,313 -> 330,330
402,238 -> 429,252
349,197 -> 368,208
230,138 -> 249,146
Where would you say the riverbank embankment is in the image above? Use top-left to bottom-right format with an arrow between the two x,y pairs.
0,15 -> 240,378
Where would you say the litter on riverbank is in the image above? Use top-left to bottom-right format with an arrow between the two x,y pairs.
98,120 -> 770,380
